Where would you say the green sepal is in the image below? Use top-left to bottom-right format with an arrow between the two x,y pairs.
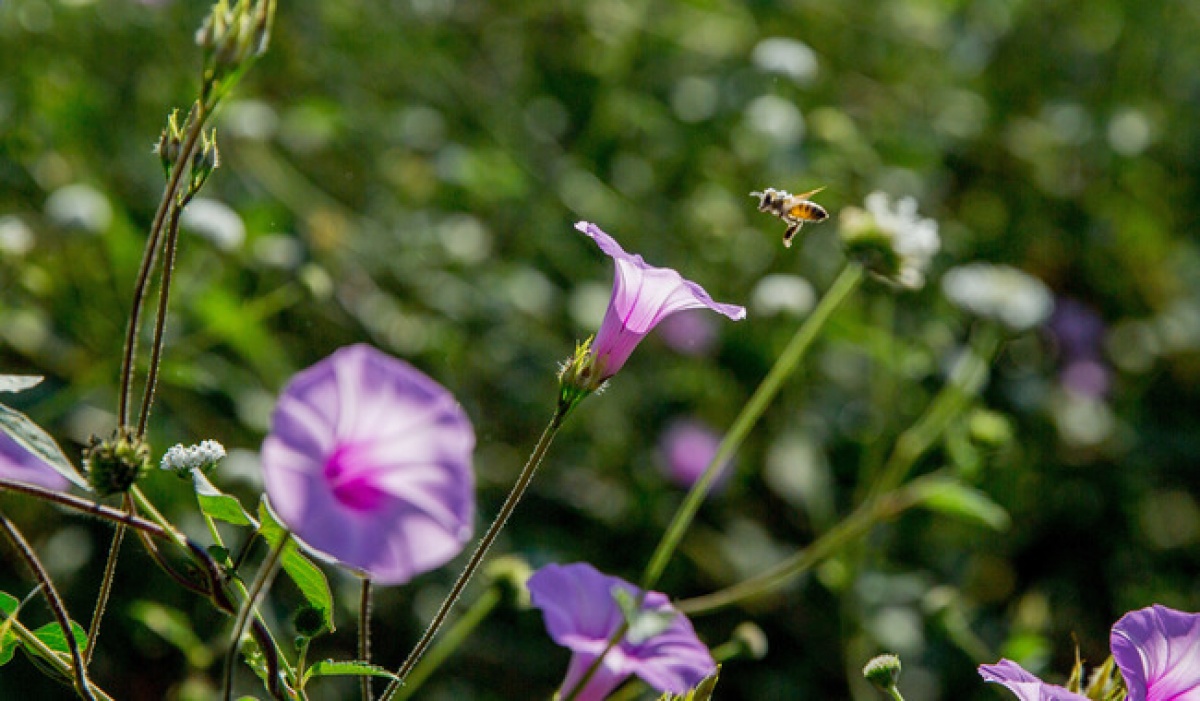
657,666 -> 721,700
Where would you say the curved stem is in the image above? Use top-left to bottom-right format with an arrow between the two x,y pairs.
222,530 -> 288,701
639,263 -> 864,592
0,480 -> 167,538
359,577 -> 373,701
380,404 -> 570,701
0,514 -> 96,700
85,494 -> 131,664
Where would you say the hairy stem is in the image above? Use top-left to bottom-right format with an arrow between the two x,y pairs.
393,587 -> 502,701
222,531 -> 288,701
84,494 -> 131,664
136,201 -> 186,437
360,578 -> 373,701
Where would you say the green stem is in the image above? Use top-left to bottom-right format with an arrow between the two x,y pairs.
392,587 -> 502,701
865,322 -> 1002,501
640,263 -> 864,593
0,608 -> 117,701
0,480 -> 167,538
360,577 -> 373,701
380,404 -> 571,701
675,479 -> 929,615
136,199 -> 185,438
84,494 -> 131,664
0,514 -> 96,700
222,530 -> 288,701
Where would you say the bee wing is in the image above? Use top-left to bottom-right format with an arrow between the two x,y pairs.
794,186 -> 826,199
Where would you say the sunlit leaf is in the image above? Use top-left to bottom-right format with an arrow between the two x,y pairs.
128,601 -> 213,668
0,403 -> 89,489
0,376 -> 43,393
257,498 -> 335,634
302,659 -> 399,685
194,471 -> 255,527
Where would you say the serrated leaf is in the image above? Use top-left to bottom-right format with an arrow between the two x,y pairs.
0,403 -> 89,489
0,376 -> 43,393
257,498 -> 334,634
194,472 -> 254,526
911,477 -> 1011,531
302,659 -> 399,685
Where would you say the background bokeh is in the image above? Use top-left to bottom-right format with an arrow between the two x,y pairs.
3,0 -> 1200,698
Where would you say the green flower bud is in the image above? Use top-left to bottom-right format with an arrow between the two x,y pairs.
291,604 -> 329,640
84,428 -> 152,496
863,653 -> 903,694
485,555 -> 533,608
557,336 -> 601,414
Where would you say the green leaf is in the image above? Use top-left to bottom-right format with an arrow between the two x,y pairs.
0,375 -> 43,393
0,403 -> 89,489
911,477 -> 1011,531
194,472 -> 255,527
302,659 -> 399,685
0,591 -> 22,666
128,601 -> 213,668
26,619 -> 87,669
257,498 -> 335,634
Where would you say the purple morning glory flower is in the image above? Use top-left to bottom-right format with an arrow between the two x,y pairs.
981,605 -> 1200,701
659,419 -> 730,492
1111,605 -> 1200,701
979,659 -> 1089,701
575,221 -> 745,382
528,562 -> 716,701
261,344 -> 475,586
0,430 -> 71,492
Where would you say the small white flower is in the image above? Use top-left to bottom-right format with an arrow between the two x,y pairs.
161,440 -> 227,477
942,263 -> 1054,331
839,192 -> 940,289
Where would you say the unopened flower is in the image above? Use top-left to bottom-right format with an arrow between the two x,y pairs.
528,562 -> 716,701
942,263 -> 1054,331
566,222 -> 745,393
659,419 -> 730,492
261,344 -> 475,586
0,431 -> 71,492
84,428 -> 151,496
839,193 -> 939,289
980,605 -> 1200,701
161,439 -> 227,477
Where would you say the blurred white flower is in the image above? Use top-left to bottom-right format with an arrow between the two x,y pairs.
45,183 -> 113,234
839,192 -> 940,289
180,198 -> 246,251
751,274 -> 817,317
942,263 -> 1054,331
752,37 -> 818,85
0,216 -> 35,255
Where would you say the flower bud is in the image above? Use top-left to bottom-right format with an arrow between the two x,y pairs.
557,336 -> 602,413
863,653 -> 903,694
84,428 -> 152,496
291,604 -> 329,640
839,193 -> 939,290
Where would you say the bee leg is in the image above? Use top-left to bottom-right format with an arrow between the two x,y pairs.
782,222 -> 803,248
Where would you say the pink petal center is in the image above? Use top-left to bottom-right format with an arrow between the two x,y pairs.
323,443 -> 387,512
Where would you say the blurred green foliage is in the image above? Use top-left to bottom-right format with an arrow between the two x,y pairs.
2,0 -> 1200,699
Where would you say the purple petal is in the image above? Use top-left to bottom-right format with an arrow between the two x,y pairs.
978,660 -> 1089,701
559,652 -> 631,701
1111,605 -> 1200,701
0,431 -> 71,492
528,563 -> 716,698
659,419 -> 730,492
575,222 -> 745,378
261,344 -> 475,585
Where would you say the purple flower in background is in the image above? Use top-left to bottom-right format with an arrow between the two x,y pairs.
656,310 -> 719,357
575,221 -> 745,382
1111,605 -> 1200,701
261,344 -> 475,586
659,419 -> 730,492
1050,298 -> 1106,361
0,431 -> 71,492
528,563 -> 716,701
980,605 -> 1200,701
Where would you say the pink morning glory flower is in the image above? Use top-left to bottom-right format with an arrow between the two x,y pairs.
528,562 -> 716,701
574,221 -> 745,383
1111,605 -> 1200,701
980,605 -> 1200,701
261,344 -> 475,586
0,430 -> 71,492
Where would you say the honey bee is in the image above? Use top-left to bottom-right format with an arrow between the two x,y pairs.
750,187 -> 829,248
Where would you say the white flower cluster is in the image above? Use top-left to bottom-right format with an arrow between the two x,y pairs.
160,439 -> 227,477
840,192 -> 941,289
942,263 -> 1054,331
